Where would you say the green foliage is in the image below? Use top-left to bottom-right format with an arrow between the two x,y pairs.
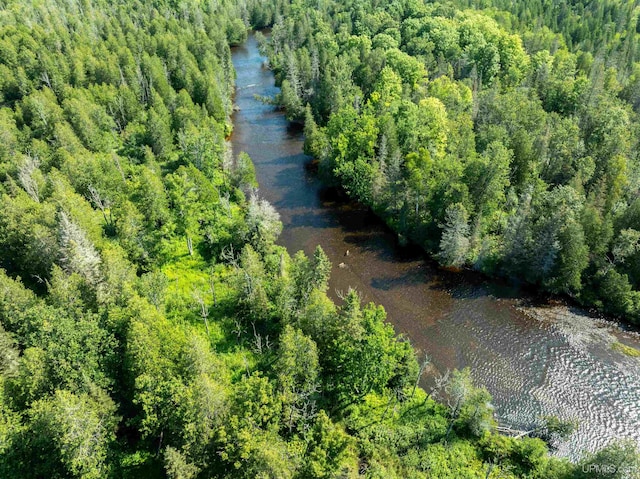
438,203 -> 471,268
259,0 -> 640,323
0,389 -> 118,479
453,0 -> 640,72
301,411 -> 357,478
576,440 -> 640,479
0,0 -> 631,478
164,446 -> 200,479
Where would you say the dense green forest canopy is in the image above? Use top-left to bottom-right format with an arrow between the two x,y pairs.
0,0 -> 638,478
451,0 -> 640,70
259,0 -> 640,324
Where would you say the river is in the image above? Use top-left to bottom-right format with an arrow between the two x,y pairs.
230,33 -> 640,459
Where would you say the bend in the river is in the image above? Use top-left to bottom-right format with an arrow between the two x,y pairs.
231,33 -> 640,460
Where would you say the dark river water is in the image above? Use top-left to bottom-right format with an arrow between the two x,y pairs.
231,33 -> 640,459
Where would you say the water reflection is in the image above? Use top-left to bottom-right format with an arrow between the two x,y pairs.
231,33 -> 640,460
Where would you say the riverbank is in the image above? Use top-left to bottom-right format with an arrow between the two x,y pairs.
231,32 -> 640,460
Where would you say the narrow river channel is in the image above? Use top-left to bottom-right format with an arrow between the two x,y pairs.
231,33 -> 640,459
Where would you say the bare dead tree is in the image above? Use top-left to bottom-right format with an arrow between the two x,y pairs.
58,210 -> 103,286
222,142 -> 233,177
219,192 -> 232,217
192,289 -> 210,336
430,370 -> 472,440
251,322 -> 271,355
108,156 -> 124,185
41,70 -> 52,89
335,287 -> 360,301
411,352 -> 431,399
220,243 -> 239,268
18,153 -> 41,203
88,184 -> 113,227
241,352 -> 250,376
208,266 -> 218,307
285,383 -> 320,434
431,369 -> 450,395
231,317 -> 245,339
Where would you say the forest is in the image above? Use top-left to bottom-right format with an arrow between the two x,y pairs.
0,0 -> 638,478
259,0 -> 640,324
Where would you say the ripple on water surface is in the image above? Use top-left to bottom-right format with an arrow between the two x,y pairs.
231,34 -> 640,461
433,302 -> 640,459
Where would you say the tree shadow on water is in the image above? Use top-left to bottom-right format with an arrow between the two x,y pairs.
369,263 -> 435,292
